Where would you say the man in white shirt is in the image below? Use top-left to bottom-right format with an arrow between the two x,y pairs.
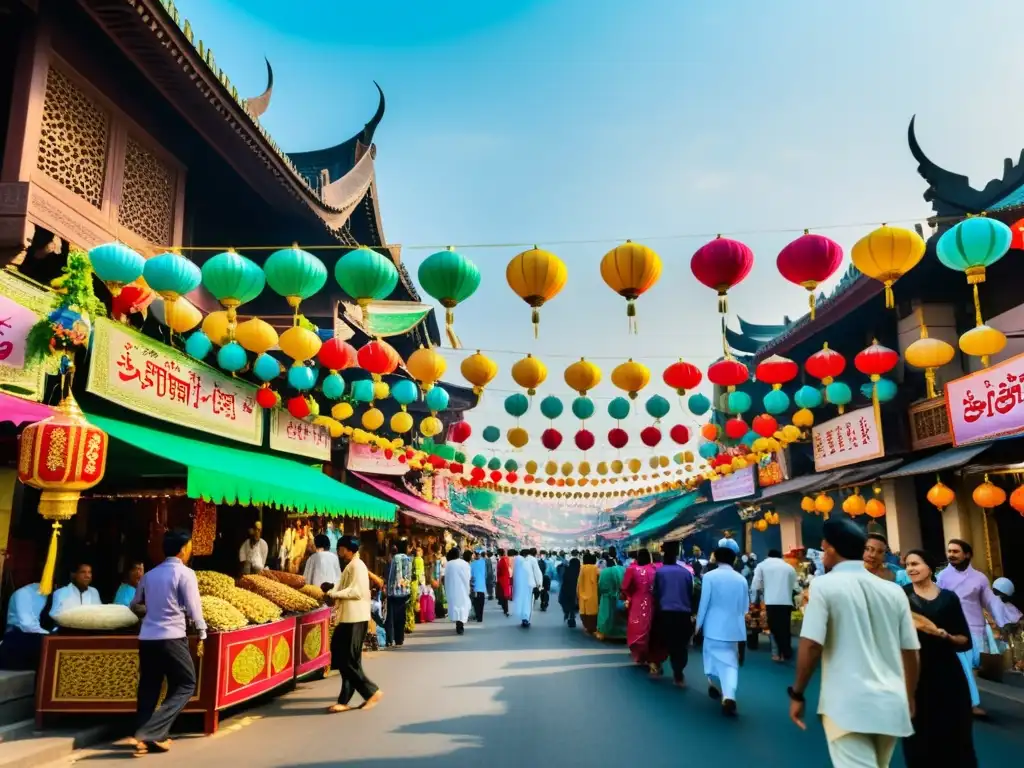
304,534 -> 342,590
511,550 -> 539,628
750,548 -> 798,662
524,547 -> 544,606
238,522 -> 268,575
789,518 -> 920,768
50,561 -> 102,619
695,546 -> 750,715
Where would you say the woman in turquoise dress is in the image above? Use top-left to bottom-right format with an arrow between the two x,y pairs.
596,556 -> 627,641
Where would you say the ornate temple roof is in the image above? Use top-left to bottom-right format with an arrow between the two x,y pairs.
725,315 -> 791,355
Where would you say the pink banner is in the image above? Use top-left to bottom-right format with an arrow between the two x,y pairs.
346,443 -> 407,476
946,352 -> 1024,445
812,406 -> 884,471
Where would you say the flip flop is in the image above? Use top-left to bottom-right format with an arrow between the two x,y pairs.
327,704 -> 353,714
361,691 -> 384,711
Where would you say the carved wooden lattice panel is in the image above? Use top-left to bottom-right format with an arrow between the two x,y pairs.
909,397 -> 952,450
36,68 -> 109,208
117,137 -> 175,245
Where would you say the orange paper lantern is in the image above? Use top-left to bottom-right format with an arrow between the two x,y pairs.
972,477 -> 1006,509
865,498 -> 886,518
926,481 -> 956,510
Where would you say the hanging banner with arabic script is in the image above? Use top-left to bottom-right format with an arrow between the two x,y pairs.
812,406 -> 884,471
86,318 -> 262,445
0,271 -> 51,401
269,409 -> 330,460
946,352 -> 1024,446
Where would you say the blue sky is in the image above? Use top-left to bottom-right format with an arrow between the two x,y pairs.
174,0 -> 1024,511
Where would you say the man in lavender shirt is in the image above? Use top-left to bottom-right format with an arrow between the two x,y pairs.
130,530 -> 206,755
652,540 -> 695,687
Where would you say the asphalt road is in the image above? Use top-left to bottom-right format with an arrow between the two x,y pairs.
60,599 -> 1024,767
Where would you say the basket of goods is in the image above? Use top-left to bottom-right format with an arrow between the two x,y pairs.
200,596 -> 249,632
261,570 -> 306,589
224,587 -> 283,624
238,575 -> 320,613
300,584 -> 326,603
53,604 -> 139,632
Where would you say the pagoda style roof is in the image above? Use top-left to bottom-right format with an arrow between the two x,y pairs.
725,315 -> 790,355
737,316 -> 791,337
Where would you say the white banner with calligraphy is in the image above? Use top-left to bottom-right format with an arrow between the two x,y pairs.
812,405 -> 884,471
269,409 -> 330,460
86,318 -> 263,445
946,352 -> 1024,446
0,271 -> 51,400
710,465 -> 756,501
346,443 -> 408,476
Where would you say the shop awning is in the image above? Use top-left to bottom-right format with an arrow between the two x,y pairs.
879,444 -> 992,479
824,458 -> 905,489
758,472 -> 839,500
351,472 -> 464,528
0,393 -> 52,426
628,492 -> 699,539
88,414 -> 395,521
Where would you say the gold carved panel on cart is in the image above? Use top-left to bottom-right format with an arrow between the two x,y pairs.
302,624 -> 323,662
909,396 -> 952,450
35,67 -> 109,209
51,648 -> 200,703
117,137 -> 176,246
231,644 -> 266,686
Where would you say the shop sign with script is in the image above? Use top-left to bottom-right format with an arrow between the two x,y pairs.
812,405 -> 884,471
946,352 -> 1024,446
0,271 -> 51,400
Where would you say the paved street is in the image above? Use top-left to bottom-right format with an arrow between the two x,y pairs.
62,603 -> 1024,767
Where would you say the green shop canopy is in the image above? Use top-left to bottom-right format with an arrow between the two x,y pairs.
88,414 -> 395,522
627,492 -> 699,539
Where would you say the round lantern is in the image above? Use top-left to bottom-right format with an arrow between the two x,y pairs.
905,322 -> 954,399
843,492 -> 866,517
725,418 -> 747,440
670,425 -> 690,444
861,378 -> 897,404
287,363 -> 317,391
973,476 -> 1006,508
450,421 -> 472,443
700,423 -> 719,441
641,426 -> 662,447
564,358 -> 602,395
144,251 -> 202,303
201,311 -> 231,346
217,342 -> 248,373
865,499 -> 886,518
287,396 -> 311,420
800,496 -> 816,513
17,396 -> 109,594
762,388 -> 790,415
389,379 -> 418,410
755,354 -> 799,390
752,414 -> 778,438
959,324 -> 1006,368
690,235 -> 755,314
927,481 -> 956,510
599,240 -> 663,331
645,394 -> 671,421
332,402 -> 354,421
698,442 -> 719,460
256,387 -> 278,409
776,231 -> 844,319
362,408 -> 385,431
482,426 -> 501,443
814,493 -> 834,516
335,247 -> 399,307
420,416 -> 444,438
407,346 -> 447,391
388,411 -> 413,434
234,318 -> 278,355
318,337 -> 357,373
504,393 -> 530,418
357,339 -> 402,381
1010,485 -> 1024,515
541,428 -> 563,451
663,359 -> 703,396
574,429 -> 596,451
351,380 -> 374,403
507,427 -> 529,448
936,216 -> 1012,285
805,343 -> 846,384
608,397 -> 631,421
726,391 -> 752,415
608,428 -> 629,449
794,385 -> 823,410
279,326 -> 321,363
424,386 -> 450,414
264,246 -> 327,314
88,242 -> 145,297
506,247 -> 568,336
850,225 -> 925,308
201,250 -> 265,329
417,247 -> 481,346
540,395 -> 564,420
461,351 -> 498,395
612,359 -> 651,400
688,393 -> 711,416
792,408 -> 814,428
754,519 -> 769,533
825,381 -> 853,414
511,354 -> 547,396
162,299 -> 202,334
571,397 -> 595,421
707,358 -> 749,391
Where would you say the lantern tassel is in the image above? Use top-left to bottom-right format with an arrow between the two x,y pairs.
972,283 -> 984,327
809,292 -> 816,320
39,521 -> 62,596
718,291 -> 728,314
924,368 -> 938,400
627,300 -> 637,334
444,307 -> 461,348
531,308 -> 540,339
884,280 -> 895,309
872,378 -> 881,428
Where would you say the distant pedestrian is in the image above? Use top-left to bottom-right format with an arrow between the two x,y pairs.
577,552 -> 600,633
750,549 -> 798,662
496,548 -> 513,616
485,550 -> 496,601
559,553 -> 580,628
304,534 -> 342,590
470,550 -> 487,622
445,548 -> 472,635
695,546 -> 749,715
513,549 -> 539,628
384,542 -> 412,648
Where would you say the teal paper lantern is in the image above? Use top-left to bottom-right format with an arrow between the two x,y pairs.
540,395 -> 564,420
88,242 -> 144,293
264,246 -> 328,309
504,459 -> 519,472
936,217 -> 1012,283
482,426 -> 501,443
645,394 -> 671,420
571,396 -> 595,420
794,385 -> 823,409
762,388 -> 790,415
322,372 -> 345,400
608,396 -> 631,421
391,379 -> 419,407
472,454 -> 488,468
351,379 -> 375,403
201,251 -> 265,307
144,252 -> 202,301
334,247 -> 398,306
727,391 -> 752,414
487,457 -> 502,471
425,386 -> 450,412
504,393 -> 530,418
288,364 -> 317,391
253,352 -> 281,382
217,341 -> 247,372
825,381 -> 852,408
417,248 -> 481,343
861,378 -> 897,403
699,442 -> 719,459
742,430 -> 759,447
688,393 -> 711,416
185,331 -> 212,360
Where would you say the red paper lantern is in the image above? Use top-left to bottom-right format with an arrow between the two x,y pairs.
690,236 -> 755,314
405,449 -> 415,460
111,282 -> 155,321
524,474 -> 535,484
449,421 -> 472,443
725,417 -> 748,440
318,337 -> 358,372
1012,217 -> 1024,251
755,355 -> 799,387
662,360 -> 703,395
752,414 -> 778,438
854,340 -> 899,377
574,429 -> 596,451
707,359 -> 749,389
256,387 -> 278,409
398,454 -> 408,464
287,396 -> 311,419
608,427 -> 629,449
507,471 -> 519,483
641,426 -> 662,447
670,424 -> 690,444
712,454 -> 734,468
805,343 -> 846,384
490,470 -> 503,483
357,339 -> 402,379
471,467 -> 486,482
776,232 -> 843,319
448,461 -> 463,474
542,428 -> 563,451
547,477 -> 557,486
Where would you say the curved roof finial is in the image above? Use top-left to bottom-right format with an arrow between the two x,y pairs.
907,115 -> 948,185
361,82 -> 386,145
244,58 -> 274,119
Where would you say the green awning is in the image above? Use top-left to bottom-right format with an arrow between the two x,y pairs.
628,492 -> 698,539
87,414 -> 395,522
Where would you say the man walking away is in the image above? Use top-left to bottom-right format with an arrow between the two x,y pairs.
131,530 -> 206,756
485,551 -> 496,601
651,540 -> 694,686
470,550 -> 487,622
537,551 -> 551,611
751,549 -> 798,662
326,536 -> 382,713
789,518 -> 919,767
385,541 -> 412,647
695,546 -> 749,716
445,548 -> 472,635
496,548 -> 513,616
512,549 -> 538,627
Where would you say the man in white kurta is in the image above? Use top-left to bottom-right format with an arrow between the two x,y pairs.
511,551 -> 538,627
695,547 -> 750,715
444,549 -> 472,635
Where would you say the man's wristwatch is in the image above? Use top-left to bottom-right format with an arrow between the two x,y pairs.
787,686 -> 805,702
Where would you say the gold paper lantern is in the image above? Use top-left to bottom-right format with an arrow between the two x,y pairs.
579,461 -> 591,476
507,427 -> 529,448
959,325 -> 1007,368
390,411 -> 414,434
373,381 -> 390,401
361,408 -> 384,431
850,225 -> 926,308
926,481 -> 955,510
234,317 -> 279,354
561,462 -> 574,477
865,499 -> 886,518
905,319 -> 955,399
511,354 -> 547,395
792,408 -> 814,429
599,241 -> 662,332
611,359 -> 651,400
164,299 -> 202,334
545,461 -> 558,476
800,496 -> 816,513
407,346 -> 447,391
420,416 -> 443,437
564,358 -> 602,395
972,476 -> 1006,509
597,461 -> 608,475
506,247 -> 568,337
460,351 -> 498,395
202,310 -> 231,345
611,460 -> 624,474
279,326 -> 322,362
332,402 -> 354,421
842,492 -> 866,517
525,460 -> 538,475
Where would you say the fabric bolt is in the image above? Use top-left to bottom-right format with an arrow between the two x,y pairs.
131,558 -> 207,641
134,638 -> 196,743
622,563 -> 657,661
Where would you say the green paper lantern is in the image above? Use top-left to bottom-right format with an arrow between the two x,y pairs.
608,396 -> 631,421
504,459 -> 519,472
472,454 -> 488,468
201,251 -> 265,308
504,393 -> 530,418
571,396 -> 595,420
487,457 -> 502,471
936,217 -> 1012,283
334,247 -> 398,307
540,395 -> 564,420
645,394 -> 670,420
417,248 -> 480,343
88,242 -> 144,294
144,252 -> 201,301
264,246 -> 327,309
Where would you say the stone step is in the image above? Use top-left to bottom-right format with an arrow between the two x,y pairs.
0,725 -> 108,768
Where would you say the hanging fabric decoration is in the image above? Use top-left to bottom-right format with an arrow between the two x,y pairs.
88,242 -> 145,297
511,354 -> 547,396
726,391 -> 752,415
417,246 -> 481,346
319,337 -> 358,372
461,350 -> 498,396
690,236 -> 755,314
564,358 -> 602,395
200,250 -> 265,338
611,359 -> 651,400
263,245 -> 327,322
850,225 -> 925,308
776,231 -> 844,319
162,299 -> 202,334
645,394 -> 670,421
854,339 -> 900,422
599,241 -> 662,332
506,247 -> 568,337
904,310 -> 954,399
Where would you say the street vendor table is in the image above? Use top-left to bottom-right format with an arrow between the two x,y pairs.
34,609 -> 331,734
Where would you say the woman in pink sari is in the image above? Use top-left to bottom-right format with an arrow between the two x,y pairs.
621,549 -> 658,665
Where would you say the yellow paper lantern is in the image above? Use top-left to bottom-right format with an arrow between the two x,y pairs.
461,351 -> 498,395
600,241 -> 662,332
361,407 -> 384,431
719,465 -> 734,475
732,457 -> 747,470
545,461 -> 558,476
563,358 -> 602,395
814,493 -> 834,515
164,299 -> 202,334
611,459 -> 624,474
332,402 -> 354,421
507,427 -> 529,448
800,496 -> 816,513
792,408 -> 814,429
234,317 -> 278,354
973,477 -> 1006,509
842,492 -> 866,517
511,354 -> 547,395
850,225 -> 926,308
627,458 -> 642,473
202,310 -> 231,345
648,456 -> 660,469
865,499 -> 886,518
782,424 -> 801,443
959,324 -> 1006,367
561,461 -> 574,477
597,461 -> 608,475
611,359 -> 651,400
373,381 -> 390,401
279,326 -> 321,362
407,346 -> 447,391
390,411 -> 414,434
905,323 -> 955,399
326,419 -> 343,439
754,519 -> 768,532
525,460 -> 539,475
420,416 -> 443,437
566,477 -> 576,487
506,247 -> 568,337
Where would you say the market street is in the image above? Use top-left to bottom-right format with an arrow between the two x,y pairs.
58,605 -> 1024,767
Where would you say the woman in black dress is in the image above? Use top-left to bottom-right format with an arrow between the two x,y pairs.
902,549 -> 977,768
